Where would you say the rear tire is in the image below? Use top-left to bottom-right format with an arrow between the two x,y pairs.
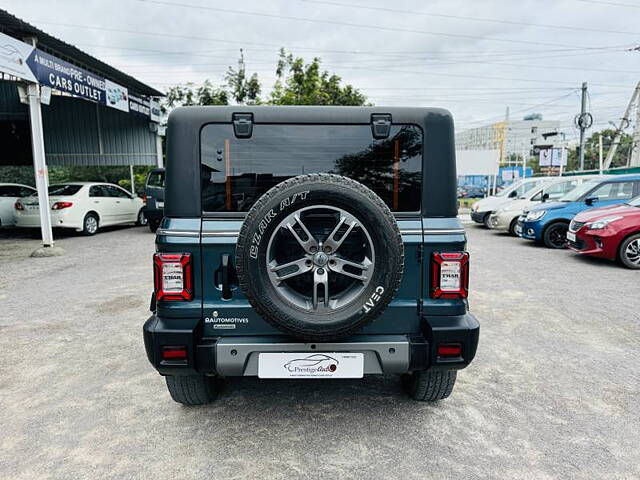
136,208 -> 147,226
402,370 -> 457,401
542,222 -> 568,249
618,233 -> 640,269
149,219 -> 160,233
82,213 -> 99,236
165,375 -> 218,405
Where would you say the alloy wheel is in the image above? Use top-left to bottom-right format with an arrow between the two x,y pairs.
85,216 -> 98,234
625,238 -> 640,266
265,205 -> 375,313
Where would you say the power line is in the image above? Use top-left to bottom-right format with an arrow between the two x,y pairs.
299,0 -> 640,36
135,0 -> 621,50
576,0 -> 640,8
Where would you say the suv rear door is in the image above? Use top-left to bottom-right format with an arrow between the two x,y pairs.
199,122 -> 424,337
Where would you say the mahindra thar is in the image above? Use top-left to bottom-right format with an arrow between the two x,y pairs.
143,106 -> 479,405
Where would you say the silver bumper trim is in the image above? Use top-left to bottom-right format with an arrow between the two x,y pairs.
215,335 -> 411,376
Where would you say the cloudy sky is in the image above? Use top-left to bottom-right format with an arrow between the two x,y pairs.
4,0 -> 639,140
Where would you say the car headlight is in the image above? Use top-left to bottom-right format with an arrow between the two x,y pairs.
526,210 -> 547,221
471,202 -> 479,212
586,216 -> 622,230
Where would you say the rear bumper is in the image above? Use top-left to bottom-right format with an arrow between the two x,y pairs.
15,210 -> 82,230
143,313 -> 480,377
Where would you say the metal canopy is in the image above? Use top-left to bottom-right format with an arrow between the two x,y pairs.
0,8 -> 162,97
0,9 -> 164,249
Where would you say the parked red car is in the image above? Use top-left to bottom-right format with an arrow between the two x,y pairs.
567,195 -> 640,269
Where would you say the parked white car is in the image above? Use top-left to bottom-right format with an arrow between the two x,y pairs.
470,177 -> 554,227
0,183 -> 36,227
488,175 -> 602,236
14,182 -> 145,235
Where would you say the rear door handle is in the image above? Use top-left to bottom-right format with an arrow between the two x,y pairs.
221,254 -> 232,300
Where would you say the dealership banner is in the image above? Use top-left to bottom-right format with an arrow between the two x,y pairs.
0,32 -> 158,120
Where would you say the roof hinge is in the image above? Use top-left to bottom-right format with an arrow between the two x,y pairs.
371,113 -> 392,139
232,112 -> 253,138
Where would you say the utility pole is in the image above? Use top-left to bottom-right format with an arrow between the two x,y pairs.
599,133 -> 604,175
630,92 -> 640,167
604,81 -> 640,170
578,82 -> 588,171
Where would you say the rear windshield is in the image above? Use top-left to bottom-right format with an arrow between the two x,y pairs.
48,184 -> 82,196
200,124 -> 423,213
147,171 -> 165,188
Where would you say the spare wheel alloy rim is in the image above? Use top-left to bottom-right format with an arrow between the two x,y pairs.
265,205 -> 375,314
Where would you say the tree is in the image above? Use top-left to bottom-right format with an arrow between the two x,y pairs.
567,129 -> 633,171
269,49 -> 368,106
162,79 -> 228,113
225,49 -> 261,104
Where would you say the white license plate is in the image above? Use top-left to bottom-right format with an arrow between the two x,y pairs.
566,231 -> 576,242
156,201 -> 164,208
258,352 -> 364,379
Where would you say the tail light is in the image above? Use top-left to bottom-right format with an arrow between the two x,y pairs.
161,345 -> 187,360
142,195 -> 147,204
52,201 -> 73,210
431,252 -> 469,299
15,201 -> 24,211
153,253 -> 193,301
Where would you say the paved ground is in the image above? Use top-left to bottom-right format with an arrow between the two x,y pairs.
1,224 -> 639,479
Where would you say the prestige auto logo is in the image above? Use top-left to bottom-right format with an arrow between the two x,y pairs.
283,354 -> 339,374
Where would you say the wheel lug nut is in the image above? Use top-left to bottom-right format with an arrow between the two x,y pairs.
323,246 -> 331,253
317,268 -> 325,275
310,246 -> 317,253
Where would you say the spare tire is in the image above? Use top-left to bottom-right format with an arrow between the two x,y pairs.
236,174 -> 404,341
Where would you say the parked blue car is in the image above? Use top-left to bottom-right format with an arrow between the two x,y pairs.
517,174 -> 640,248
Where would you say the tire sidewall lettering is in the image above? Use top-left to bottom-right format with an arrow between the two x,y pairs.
249,190 -> 309,259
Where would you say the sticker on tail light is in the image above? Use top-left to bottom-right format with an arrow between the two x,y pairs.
431,252 -> 469,299
153,253 -> 193,301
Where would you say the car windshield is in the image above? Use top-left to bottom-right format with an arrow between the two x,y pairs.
628,195 -> 640,207
48,184 -> 83,196
559,180 -> 600,202
496,182 -> 522,197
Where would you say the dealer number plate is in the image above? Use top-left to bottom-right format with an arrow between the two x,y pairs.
258,352 -> 364,379
566,231 -> 576,242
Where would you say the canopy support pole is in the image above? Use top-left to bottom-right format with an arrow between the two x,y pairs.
27,82 -> 54,247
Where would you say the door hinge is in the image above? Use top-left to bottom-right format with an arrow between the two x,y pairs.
416,245 -> 424,263
371,113 -> 392,139
232,112 -> 253,138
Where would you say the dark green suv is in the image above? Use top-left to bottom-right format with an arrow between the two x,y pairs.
143,106 -> 479,405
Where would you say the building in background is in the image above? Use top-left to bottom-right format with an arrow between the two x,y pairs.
456,118 -> 565,158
